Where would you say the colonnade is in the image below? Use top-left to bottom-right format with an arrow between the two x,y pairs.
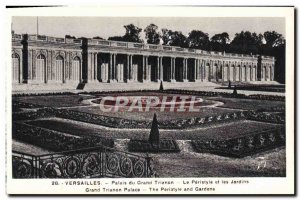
85,52 -> 270,83
12,50 -> 275,84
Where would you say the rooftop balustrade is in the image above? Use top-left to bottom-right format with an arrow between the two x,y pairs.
12,33 -> 273,60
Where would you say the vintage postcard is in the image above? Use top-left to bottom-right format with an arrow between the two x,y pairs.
6,6 -> 294,195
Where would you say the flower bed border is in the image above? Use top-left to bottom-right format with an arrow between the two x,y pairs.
191,127 -> 285,158
128,139 -> 180,153
12,122 -> 114,152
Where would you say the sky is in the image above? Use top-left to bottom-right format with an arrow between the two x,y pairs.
12,17 -> 285,41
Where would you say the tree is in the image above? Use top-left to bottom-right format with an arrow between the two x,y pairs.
93,36 -> 104,40
161,29 -> 188,47
148,113 -> 160,145
261,31 -> 286,84
210,32 -> 230,51
159,80 -> 164,91
263,31 -> 284,47
123,24 -> 143,43
168,31 -> 188,47
187,30 -> 210,50
108,36 -> 124,41
230,31 -> 263,54
161,28 -> 171,45
211,32 -> 230,45
144,24 -> 161,44
65,35 -> 76,39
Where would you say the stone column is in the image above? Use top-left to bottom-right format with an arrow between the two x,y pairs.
108,53 -> 112,83
156,56 -> 160,82
113,53 -> 117,82
234,65 -> 237,81
159,57 -> 163,81
271,65 -> 274,81
245,66 -> 248,82
94,53 -> 98,82
240,64 -> 243,82
126,54 -> 130,82
198,59 -> 202,81
227,64 -> 230,82
249,66 -> 252,81
19,51 -> 23,83
87,52 -> 92,83
194,58 -> 198,82
215,63 -> 219,82
144,56 -> 147,81
221,64 -> 224,82
145,56 -> 150,82
130,55 -> 133,81
31,50 -> 35,81
169,57 -> 175,82
174,57 -> 176,81
203,60 -> 207,81
183,58 -> 188,82
142,55 -> 145,81
66,52 -> 70,81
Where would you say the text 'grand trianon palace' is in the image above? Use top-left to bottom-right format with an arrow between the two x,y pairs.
11,33 -> 275,91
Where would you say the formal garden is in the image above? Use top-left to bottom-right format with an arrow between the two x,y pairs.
11,89 -> 286,177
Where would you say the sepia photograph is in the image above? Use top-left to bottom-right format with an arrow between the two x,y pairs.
6,6 -> 295,195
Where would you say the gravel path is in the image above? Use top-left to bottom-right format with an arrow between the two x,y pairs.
114,139 -> 286,177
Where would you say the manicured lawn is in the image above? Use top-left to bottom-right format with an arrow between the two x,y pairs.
13,94 -> 94,107
26,118 -> 283,140
208,97 -> 284,110
12,139 -> 53,155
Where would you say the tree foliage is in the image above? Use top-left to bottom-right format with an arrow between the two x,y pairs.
108,36 -> 124,41
123,24 -> 143,43
263,31 -> 285,47
65,35 -> 76,39
93,36 -> 104,39
168,31 -> 188,47
144,24 -> 161,44
187,30 -> 210,50
161,28 -> 171,45
210,32 -> 230,51
211,32 -> 230,45
229,31 -> 263,54
104,23 -> 286,83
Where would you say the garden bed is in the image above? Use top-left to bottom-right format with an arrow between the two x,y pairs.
128,139 -> 180,153
191,127 -> 285,158
12,122 -> 114,152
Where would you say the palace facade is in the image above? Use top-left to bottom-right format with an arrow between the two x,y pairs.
11,33 -> 275,90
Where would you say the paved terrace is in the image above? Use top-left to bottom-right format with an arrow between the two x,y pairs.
12,81 -> 285,96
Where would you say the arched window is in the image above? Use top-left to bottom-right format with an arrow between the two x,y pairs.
35,54 -> 46,81
55,55 -> 64,81
37,54 -> 45,59
71,56 -> 81,81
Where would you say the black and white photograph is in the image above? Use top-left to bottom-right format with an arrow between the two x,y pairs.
6,6 -> 295,195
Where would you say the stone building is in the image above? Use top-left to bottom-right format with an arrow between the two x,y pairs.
11,33 -> 275,91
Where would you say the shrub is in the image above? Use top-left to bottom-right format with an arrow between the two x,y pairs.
128,139 -> 180,153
